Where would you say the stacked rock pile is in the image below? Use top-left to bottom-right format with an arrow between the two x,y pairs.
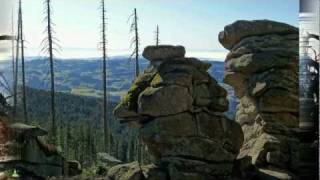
114,45 -> 244,179
219,20 -> 299,179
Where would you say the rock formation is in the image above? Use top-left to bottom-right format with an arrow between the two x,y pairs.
0,121 -> 64,178
0,96 -> 84,179
108,162 -> 166,180
219,20 -> 299,179
97,152 -> 122,167
114,45 -> 244,179
0,92 -> 81,179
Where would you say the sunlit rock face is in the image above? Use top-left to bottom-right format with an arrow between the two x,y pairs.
220,20 -> 299,179
114,45 -> 244,179
142,45 -> 186,61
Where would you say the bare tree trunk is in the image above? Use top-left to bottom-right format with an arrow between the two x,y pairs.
45,0 -> 56,144
129,9 -> 140,79
11,10 -> 15,98
101,0 -> 110,153
13,2 -> 21,118
134,8 -> 139,78
156,25 -> 159,46
19,0 -> 28,123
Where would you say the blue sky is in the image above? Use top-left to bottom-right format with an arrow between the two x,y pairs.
1,0 -> 298,59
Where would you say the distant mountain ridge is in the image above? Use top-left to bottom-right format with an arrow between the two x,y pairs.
1,57 -> 237,118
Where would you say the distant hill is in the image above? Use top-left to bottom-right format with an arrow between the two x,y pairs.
2,56 -> 237,118
8,56 -> 238,164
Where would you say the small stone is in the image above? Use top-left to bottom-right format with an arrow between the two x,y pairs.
257,167 -> 297,180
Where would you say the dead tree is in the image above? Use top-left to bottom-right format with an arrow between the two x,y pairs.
18,0 -> 28,123
128,8 -> 140,78
100,0 -> 111,153
13,2 -> 21,117
11,10 -> 15,98
155,25 -> 159,46
42,0 -> 60,144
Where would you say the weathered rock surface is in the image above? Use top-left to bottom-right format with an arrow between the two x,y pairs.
0,114 -> 67,178
219,20 -> 298,50
114,45 -> 244,179
97,152 -> 122,167
107,162 -> 167,180
220,20 -> 299,179
9,123 -> 47,137
142,45 -> 185,61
